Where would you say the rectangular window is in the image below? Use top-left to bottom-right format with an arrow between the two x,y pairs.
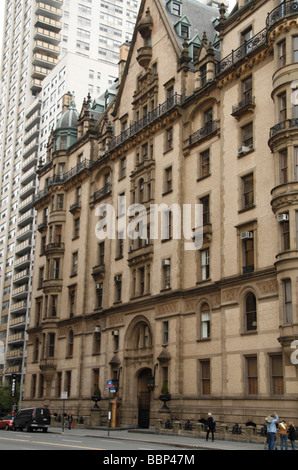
200,360 -> 211,395
163,321 -> 169,344
242,76 -> 252,103
162,260 -> 171,289
96,283 -> 103,309
200,248 -> 210,280
200,150 -> 210,178
241,122 -> 253,148
270,355 -> 284,396
200,195 -> 210,225
278,39 -> 286,67
115,275 -> 122,302
280,149 -> 288,184
242,233 -> 254,274
242,173 -> 254,209
166,127 -> 173,151
279,92 -> 287,122
293,36 -> 298,62
48,333 -> 55,358
69,287 -> 76,318
295,147 -> 298,181
281,215 -> 290,251
165,166 -> 173,193
246,356 -> 258,395
72,252 -> 78,275
283,279 -> 292,324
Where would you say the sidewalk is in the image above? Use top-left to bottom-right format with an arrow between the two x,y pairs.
49,425 -> 268,451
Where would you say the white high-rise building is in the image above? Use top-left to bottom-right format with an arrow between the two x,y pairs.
0,0 -> 140,404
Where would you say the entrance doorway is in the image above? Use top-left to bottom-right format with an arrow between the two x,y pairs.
137,369 -> 151,428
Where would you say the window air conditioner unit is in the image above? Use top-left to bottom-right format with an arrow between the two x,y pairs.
96,283 -> 103,290
112,330 -> 119,336
240,231 -> 253,240
94,327 -> 101,333
162,259 -> 171,266
277,214 -> 289,222
114,275 -> 121,282
238,146 -> 251,155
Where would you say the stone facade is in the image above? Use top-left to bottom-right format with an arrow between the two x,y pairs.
23,0 -> 298,428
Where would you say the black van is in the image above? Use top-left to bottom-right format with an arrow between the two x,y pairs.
12,408 -> 51,432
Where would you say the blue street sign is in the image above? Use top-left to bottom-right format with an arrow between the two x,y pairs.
107,380 -> 114,387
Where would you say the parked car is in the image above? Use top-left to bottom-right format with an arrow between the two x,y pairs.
12,408 -> 51,432
0,415 -> 15,431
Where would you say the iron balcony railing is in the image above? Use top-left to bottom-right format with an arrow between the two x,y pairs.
109,93 -> 182,151
269,118 -> 298,138
189,120 -> 218,146
216,28 -> 267,75
35,159 -> 90,203
266,0 -> 298,29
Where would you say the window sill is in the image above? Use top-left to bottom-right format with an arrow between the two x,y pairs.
238,204 -> 255,214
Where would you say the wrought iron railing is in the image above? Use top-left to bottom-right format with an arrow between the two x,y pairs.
35,159 -> 90,203
109,93 -> 182,151
266,0 -> 298,29
189,120 -> 218,146
269,118 -> 298,138
216,29 -> 267,75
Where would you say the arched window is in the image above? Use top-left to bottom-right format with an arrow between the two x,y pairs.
134,322 -> 152,348
201,303 -> 210,339
245,293 -> 257,331
67,330 -> 74,357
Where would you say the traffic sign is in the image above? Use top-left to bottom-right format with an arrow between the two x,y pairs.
107,380 -> 114,388
61,392 -> 68,400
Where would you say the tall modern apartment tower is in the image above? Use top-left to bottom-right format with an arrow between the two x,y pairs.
0,0 -> 140,404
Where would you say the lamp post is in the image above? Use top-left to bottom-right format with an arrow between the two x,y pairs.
147,363 -> 158,392
112,366 -> 122,394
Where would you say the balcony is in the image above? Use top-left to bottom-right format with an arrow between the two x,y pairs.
266,0 -> 298,30
39,358 -> 57,380
108,94 -> 182,152
269,118 -> 298,142
92,264 -> 105,279
231,96 -> 255,120
35,15 -> 62,32
189,120 -> 219,146
44,242 -> 65,254
136,46 -> 152,68
93,184 -> 112,204
216,29 -> 267,76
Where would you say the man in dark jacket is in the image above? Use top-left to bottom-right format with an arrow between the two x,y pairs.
206,412 -> 216,442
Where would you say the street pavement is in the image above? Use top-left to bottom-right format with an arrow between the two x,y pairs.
49,425 -> 268,451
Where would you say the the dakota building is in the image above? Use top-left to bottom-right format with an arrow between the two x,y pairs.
24,0 -> 298,427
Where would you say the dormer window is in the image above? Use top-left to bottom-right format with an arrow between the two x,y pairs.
181,24 -> 189,39
172,2 -> 181,15
175,16 -> 191,40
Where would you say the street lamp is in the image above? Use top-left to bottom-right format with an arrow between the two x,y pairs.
147,363 -> 158,392
112,366 -> 122,393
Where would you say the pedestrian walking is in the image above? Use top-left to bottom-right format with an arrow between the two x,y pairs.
288,421 -> 296,451
67,414 -> 73,430
278,420 -> 288,450
265,412 -> 279,450
206,412 -> 216,442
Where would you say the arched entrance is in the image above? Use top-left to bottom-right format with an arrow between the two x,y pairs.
137,369 -> 151,429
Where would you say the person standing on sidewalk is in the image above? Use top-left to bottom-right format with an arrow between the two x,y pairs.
266,412 -> 279,450
288,421 -> 296,451
278,420 -> 288,450
206,413 -> 216,442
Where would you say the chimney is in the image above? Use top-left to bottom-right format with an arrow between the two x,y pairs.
118,42 -> 130,85
62,92 -> 73,113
